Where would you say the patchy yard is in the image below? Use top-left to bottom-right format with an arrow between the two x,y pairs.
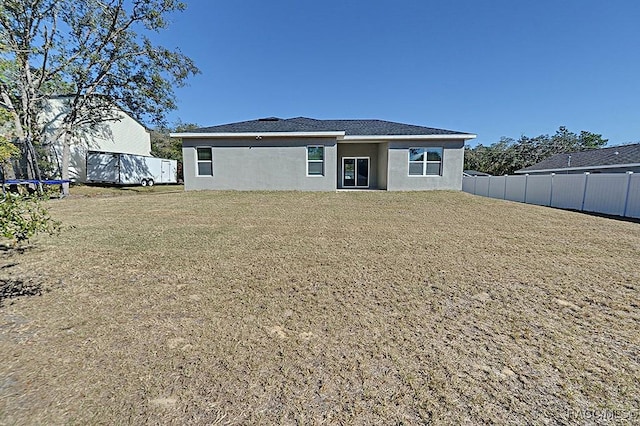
1,190 -> 638,424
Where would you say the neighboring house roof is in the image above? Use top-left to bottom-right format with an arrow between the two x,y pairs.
174,117 -> 475,139
515,143 -> 640,174
463,170 -> 491,177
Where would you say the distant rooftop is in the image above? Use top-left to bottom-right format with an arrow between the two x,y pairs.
516,143 -> 640,173
463,170 -> 491,177
186,117 -> 473,136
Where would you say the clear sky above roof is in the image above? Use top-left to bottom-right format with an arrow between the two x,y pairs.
152,0 -> 640,147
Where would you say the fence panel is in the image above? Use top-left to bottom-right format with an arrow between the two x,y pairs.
524,175 -> 552,206
583,174 -> 629,216
624,174 -> 640,219
488,176 -> 507,199
505,175 -> 527,202
551,174 -> 587,210
474,177 -> 490,197
462,176 -> 475,193
462,173 -> 639,219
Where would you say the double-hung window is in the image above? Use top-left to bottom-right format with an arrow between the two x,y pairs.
196,147 -> 213,176
307,146 -> 324,176
409,147 -> 443,176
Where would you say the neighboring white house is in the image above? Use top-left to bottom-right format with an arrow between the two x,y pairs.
42,96 -> 151,182
172,117 -> 476,191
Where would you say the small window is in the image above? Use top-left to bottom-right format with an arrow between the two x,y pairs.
409,147 -> 443,176
196,147 -> 213,176
307,146 -> 324,176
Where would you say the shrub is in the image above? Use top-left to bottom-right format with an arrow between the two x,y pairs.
0,192 -> 61,245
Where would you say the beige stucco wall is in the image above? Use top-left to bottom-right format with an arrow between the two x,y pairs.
386,140 -> 465,191
377,142 -> 389,190
336,143 -> 379,189
181,136 -> 467,191
182,137 -> 338,191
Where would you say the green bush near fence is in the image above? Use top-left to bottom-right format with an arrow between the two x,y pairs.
0,192 -> 61,245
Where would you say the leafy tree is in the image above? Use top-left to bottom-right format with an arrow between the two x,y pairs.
0,107 -> 19,181
150,122 -> 199,161
1,112 -> 59,246
578,130 -> 608,149
465,127 -> 607,175
0,108 -> 18,157
0,191 -> 60,245
0,137 -> 18,162
151,128 -> 180,162
150,122 -> 199,183
0,0 -> 199,194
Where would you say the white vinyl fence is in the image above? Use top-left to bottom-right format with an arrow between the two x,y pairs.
462,172 -> 640,219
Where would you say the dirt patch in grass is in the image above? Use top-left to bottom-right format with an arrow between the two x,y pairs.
1,191 -> 639,424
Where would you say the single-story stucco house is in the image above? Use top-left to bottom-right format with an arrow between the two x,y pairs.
172,117 -> 476,191
515,143 -> 640,175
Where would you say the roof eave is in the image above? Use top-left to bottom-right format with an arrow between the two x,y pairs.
341,134 -> 476,141
171,132 -> 477,141
171,131 -> 346,138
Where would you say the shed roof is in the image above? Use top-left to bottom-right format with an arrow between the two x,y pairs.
515,143 -> 640,173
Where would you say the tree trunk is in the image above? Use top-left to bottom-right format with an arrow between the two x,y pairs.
61,133 -> 70,196
1,160 -> 16,180
24,140 -> 36,180
23,137 -> 44,193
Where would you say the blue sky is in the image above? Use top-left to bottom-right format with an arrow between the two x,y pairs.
153,0 -> 640,146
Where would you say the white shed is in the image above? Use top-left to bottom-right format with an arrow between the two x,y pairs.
42,96 -> 152,182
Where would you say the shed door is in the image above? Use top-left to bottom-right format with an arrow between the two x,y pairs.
161,160 -> 172,183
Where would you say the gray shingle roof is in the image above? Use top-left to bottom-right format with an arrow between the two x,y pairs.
516,143 -> 640,173
463,170 -> 491,176
189,117 -> 470,136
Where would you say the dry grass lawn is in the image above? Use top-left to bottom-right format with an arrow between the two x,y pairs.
1,189 -> 639,424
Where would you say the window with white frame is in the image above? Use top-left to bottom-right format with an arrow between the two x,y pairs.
196,147 -> 213,176
307,145 -> 324,176
408,147 -> 443,176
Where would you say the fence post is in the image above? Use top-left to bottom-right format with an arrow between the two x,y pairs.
473,175 -> 477,194
503,175 -> 508,200
523,174 -> 529,203
581,172 -> 590,211
623,171 -> 633,217
487,176 -> 491,197
549,173 -> 555,206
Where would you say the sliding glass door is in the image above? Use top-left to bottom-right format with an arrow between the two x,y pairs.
342,157 -> 369,188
